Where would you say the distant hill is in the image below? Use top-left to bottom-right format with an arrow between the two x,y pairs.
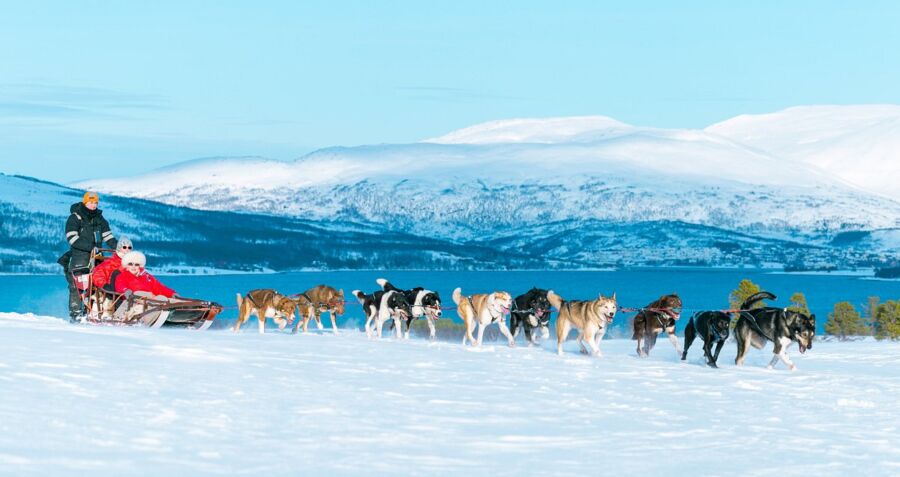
71,106 -> 900,270
0,174 -> 551,273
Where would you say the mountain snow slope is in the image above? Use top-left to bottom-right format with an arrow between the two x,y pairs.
1,173 -> 544,273
6,172 -> 888,270
707,105 -> 900,201
76,108 -> 900,250
2,312 -> 899,476
424,115 -> 635,144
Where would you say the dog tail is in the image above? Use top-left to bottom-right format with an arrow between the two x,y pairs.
377,278 -> 400,292
236,293 -> 243,309
741,291 -> 776,310
351,290 -> 366,304
546,290 -> 563,310
452,287 -> 463,305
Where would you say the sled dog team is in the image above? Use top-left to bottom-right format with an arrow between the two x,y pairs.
235,280 -> 816,370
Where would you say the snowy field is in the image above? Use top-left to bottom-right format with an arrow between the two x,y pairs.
1,313 -> 899,476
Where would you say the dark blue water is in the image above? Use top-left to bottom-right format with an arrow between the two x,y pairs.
3,270 -> 897,334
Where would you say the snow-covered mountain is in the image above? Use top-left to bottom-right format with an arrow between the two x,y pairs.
1,173 -> 544,273
73,106 -> 900,269
707,105 -> 900,201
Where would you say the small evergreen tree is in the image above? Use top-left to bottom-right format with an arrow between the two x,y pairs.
729,279 -> 763,310
865,296 -> 880,329
728,279 -> 764,328
873,300 -> 900,341
824,302 -> 869,340
788,292 -> 810,315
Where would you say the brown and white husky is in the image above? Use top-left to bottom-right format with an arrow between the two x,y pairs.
234,289 -> 297,334
550,291 -> 617,356
292,285 -> 345,334
452,287 -> 514,347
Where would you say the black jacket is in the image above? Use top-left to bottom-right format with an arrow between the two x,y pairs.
60,202 -> 117,271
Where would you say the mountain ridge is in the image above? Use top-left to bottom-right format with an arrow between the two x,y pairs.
46,105 -> 900,270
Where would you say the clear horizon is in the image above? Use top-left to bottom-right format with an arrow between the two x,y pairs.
1,0 -> 899,183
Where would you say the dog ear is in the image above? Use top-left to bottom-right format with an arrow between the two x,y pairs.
338,289 -> 343,296
612,292 -> 616,301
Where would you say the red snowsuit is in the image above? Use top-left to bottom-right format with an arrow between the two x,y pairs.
114,268 -> 176,298
91,253 -> 122,288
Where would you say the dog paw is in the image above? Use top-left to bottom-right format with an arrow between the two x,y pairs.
766,364 -> 774,370
789,365 -> 797,371
507,341 -> 516,348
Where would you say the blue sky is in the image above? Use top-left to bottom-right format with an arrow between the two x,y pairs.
1,0 -> 898,183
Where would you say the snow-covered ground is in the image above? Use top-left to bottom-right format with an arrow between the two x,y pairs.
2,312 -> 899,476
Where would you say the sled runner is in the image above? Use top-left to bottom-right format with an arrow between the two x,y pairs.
71,249 -> 222,330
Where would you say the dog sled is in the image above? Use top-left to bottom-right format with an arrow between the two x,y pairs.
70,249 -> 222,330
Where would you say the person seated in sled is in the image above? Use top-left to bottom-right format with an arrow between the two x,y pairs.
89,237 -> 133,319
114,251 -> 177,299
92,237 -> 133,291
114,251 -> 183,324
58,191 -> 118,322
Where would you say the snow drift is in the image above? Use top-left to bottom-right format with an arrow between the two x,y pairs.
1,312 -> 899,476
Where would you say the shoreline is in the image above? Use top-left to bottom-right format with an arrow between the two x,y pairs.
0,266 -> 882,277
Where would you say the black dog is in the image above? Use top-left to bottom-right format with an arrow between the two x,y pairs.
681,311 -> 731,368
351,288 -> 412,339
510,288 -> 552,345
734,291 -> 816,370
377,278 -> 442,340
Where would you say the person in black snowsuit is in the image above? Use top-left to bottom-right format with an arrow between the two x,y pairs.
58,191 -> 118,322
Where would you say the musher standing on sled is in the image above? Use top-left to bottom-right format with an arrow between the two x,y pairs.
57,191 -> 118,322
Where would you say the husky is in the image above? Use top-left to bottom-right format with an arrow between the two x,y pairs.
632,293 -> 683,357
452,288 -> 514,347
681,311 -> 731,367
353,289 -> 411,339
734,291 -> 815,370
510,288 -> 553,345
550,291 -> 617,357
376,278 -> 442,340
292,285 -> 345,334
234,289 -> 297,334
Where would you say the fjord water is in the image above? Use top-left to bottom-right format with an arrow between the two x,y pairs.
3,269 -> 897,334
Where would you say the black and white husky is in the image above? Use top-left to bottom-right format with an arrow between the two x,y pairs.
352,288 -> 411,339
734,291 -> 816,370
376,278 -> 442,340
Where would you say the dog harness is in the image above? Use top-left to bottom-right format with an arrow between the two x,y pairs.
739,309 -> 776,342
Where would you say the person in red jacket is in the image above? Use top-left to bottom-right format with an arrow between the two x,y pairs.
92,237 -> 133,290
114,251 -> 181,325
115,251 -> 177,298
